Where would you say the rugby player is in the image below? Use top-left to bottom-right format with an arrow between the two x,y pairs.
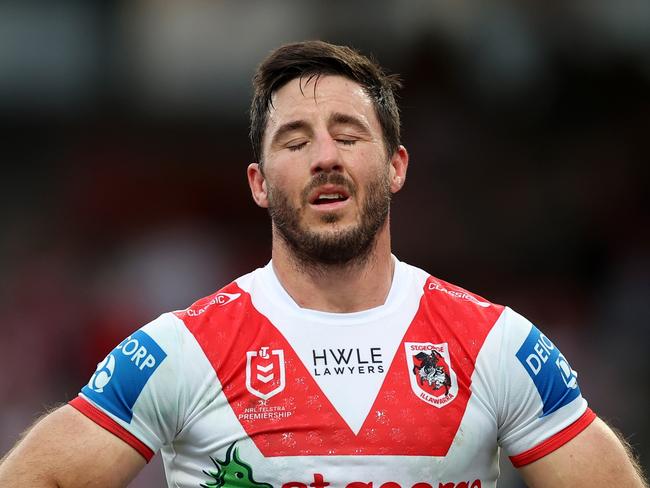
0,40 -> 646,488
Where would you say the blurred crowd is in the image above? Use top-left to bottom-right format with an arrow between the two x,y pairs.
1,2 -> 648,486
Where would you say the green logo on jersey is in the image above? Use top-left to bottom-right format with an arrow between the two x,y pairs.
201,442 -> 273,488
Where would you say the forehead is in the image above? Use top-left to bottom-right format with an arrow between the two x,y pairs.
265,75 -> 379,135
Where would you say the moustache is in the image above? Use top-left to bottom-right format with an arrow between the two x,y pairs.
300,173 -> 356,203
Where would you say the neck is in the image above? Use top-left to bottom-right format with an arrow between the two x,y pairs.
271,223 -> 395,313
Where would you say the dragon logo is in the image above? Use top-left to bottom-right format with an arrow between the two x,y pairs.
413,349 -> 451,394
201,442 -> 272,488
405,342 -> 458,408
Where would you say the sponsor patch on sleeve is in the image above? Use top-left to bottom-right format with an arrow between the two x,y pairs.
515,325 -> 580,417
81,330 -> 167,423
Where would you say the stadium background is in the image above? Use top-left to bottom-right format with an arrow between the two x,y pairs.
0,2 -> 648,486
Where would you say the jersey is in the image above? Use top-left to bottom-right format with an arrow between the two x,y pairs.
70,258 -> 595,488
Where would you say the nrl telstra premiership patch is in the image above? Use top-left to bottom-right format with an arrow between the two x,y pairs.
516,325 -> 580,417
82,330 -> 167,423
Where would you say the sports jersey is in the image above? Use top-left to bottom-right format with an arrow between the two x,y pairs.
70,257 -> 595,488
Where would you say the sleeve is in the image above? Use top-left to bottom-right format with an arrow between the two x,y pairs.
495,307 -> 596,467
69,312 -> 192,462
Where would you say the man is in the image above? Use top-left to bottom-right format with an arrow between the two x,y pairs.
0,40 -> 646,488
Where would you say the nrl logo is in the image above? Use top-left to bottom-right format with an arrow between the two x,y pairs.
246,346 -> 286,400
405,342 -> 458,408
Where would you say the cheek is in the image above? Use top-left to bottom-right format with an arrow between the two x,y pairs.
267,172 -> 305,206
267,153 -> 308,185
356,154 -> 390,189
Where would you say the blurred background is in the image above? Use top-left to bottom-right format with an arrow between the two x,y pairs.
0,1 -> 648,486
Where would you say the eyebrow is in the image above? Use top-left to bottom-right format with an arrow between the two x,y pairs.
328,112 -> 371,136
269,112 -> 372,148
270,120 -> 312,147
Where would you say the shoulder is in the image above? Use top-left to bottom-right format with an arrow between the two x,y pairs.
402,261 -> 505,328
400,260 -> 497,305
173,283 -> 245,320
423,274 -> 498,310
172,268 -> 261,324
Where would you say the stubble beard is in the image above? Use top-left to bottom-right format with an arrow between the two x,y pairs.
267,170 -> 392,271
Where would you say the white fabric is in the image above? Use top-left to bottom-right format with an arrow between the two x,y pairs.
77,258 -> 588,488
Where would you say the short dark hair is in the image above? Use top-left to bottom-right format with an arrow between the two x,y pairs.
249,40 -> 402,164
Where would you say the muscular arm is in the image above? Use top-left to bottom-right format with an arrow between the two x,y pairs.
519,417 -> 648,487
0,405 -> 145,487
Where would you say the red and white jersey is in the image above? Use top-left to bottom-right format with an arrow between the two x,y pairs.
71,258 -> 595,488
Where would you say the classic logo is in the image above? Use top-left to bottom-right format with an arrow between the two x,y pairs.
246,346 -> 286,400
405,342 -> 458,408
428,281 -> 490,308
186,292 -> 241,317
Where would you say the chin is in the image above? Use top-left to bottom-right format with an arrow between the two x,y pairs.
310,219 -> 358,235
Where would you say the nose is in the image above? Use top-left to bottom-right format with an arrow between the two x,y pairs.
310,133 -> 343,175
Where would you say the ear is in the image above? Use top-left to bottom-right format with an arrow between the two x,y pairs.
389,145 -> 409,194
247,163 -> 269,208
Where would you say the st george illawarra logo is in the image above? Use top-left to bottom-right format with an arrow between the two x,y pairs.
246,346 -> 286,400
405,342 -> 458,408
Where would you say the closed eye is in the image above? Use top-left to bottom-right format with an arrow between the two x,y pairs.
337,139 -> 357,146
287,141 -> 308,152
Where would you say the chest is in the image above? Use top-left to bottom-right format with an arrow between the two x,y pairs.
168,341 -> 500,488
170,277 -> 504,487
170,315 -> 501,487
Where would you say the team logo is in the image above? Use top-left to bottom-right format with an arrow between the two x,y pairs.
202,442 -> 272,488
405,342 -> 458,407
245,346 -> 285,400
88,353 -> 116,393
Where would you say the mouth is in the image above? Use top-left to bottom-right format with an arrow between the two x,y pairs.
308,185 -> 351,208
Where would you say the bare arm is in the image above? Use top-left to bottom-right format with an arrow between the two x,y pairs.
519,417 -> 648,487
0,404 -> 145,487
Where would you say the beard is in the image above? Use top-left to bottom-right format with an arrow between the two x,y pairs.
267,169 -> 392,268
